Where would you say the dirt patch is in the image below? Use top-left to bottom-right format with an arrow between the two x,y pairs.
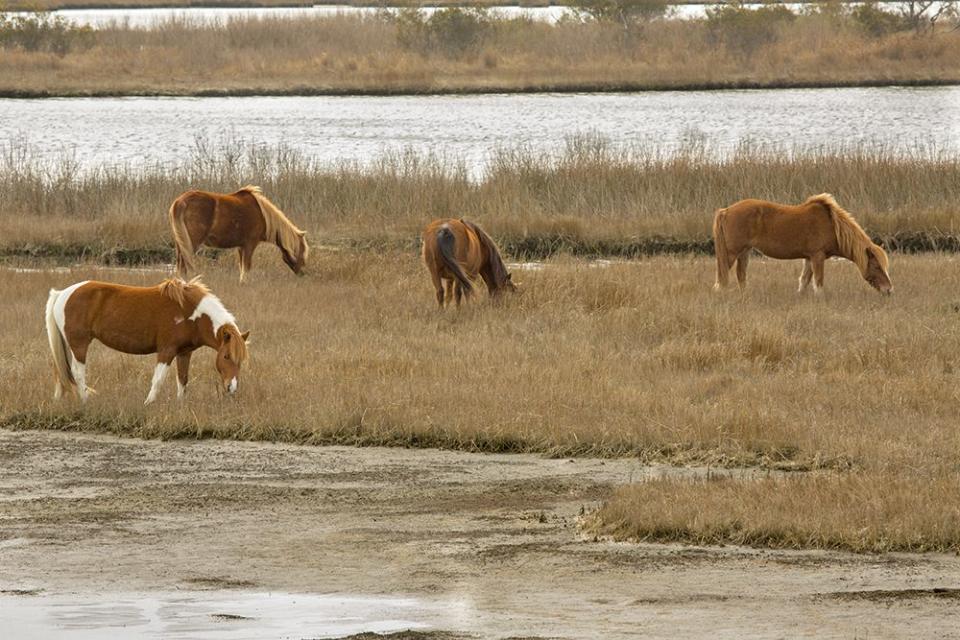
2,429 -> 960,639
820,587 -> 960,602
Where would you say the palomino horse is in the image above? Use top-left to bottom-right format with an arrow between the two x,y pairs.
169,186 -> 309,282
712,193 -> 892,295
422,218 -> 518,307
45,277 -> 249,404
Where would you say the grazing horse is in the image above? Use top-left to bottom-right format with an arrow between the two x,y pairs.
169,186 -> 309,282
421,218 -> 518,308
45,277 -> 249,404
712,193 -> 892,295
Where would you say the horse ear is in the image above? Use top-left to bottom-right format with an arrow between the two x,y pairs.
241,331 -> 250,343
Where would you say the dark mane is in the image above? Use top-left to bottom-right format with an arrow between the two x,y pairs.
461,219 -> 511,289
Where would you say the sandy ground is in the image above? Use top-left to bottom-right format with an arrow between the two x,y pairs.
2,429 -> 960,639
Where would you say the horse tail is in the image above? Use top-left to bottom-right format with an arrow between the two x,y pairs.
712,208 -> 731,289
169,196 -> 195,276
45,288 -> 76,396
436,225 -> 473,295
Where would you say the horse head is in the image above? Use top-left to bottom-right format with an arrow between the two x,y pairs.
215,325 -> 250,395
279,231 -> 309,276
864,246 -> 892,295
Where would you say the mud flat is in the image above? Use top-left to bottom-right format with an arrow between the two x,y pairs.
2,429 -> 959,638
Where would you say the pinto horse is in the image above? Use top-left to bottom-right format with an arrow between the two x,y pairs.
170,186 -> 309,282
422,218 -> 518,308
713,193 -> 892,295
45,277 -> 249,404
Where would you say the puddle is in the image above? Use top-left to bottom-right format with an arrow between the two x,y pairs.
1,590 -> 471,639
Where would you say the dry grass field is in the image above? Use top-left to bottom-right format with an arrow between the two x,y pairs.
4,141 -> 960,260
1,8 -> 958,96
3,250 -> 960,551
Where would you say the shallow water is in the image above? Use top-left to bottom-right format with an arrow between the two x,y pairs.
2,87 -> 957,175
2,590 -> 468,639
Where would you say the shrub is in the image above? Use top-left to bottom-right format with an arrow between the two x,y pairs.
705,3 -> 797,60
0,11 -> 94,56
851,2 -> 910,38
394,7 -> 490,58
573,0 -> 669,26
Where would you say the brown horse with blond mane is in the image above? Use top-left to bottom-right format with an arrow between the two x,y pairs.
45,277 -> 249,404
422,218 -> 518,308
170,186 -> 309,282
712,193 -> 892,295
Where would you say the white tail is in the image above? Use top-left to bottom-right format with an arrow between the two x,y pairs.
45,288 -> 76,398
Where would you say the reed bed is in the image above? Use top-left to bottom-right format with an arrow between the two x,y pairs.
2,9 -> 957,95
3,139 -> 960,259
4,252 -> 960,550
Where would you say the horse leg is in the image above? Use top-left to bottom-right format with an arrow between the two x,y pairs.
176,352 -> 192,400
241,244 -> 255,283
144,354 -> 174,405
735,250 -> 750,289
433,274 -> 446,308
811,253 -> 826,294
444,279 -> 455,306
237,249 -> 246,283
454,281 -> 464,308
69,338 -> 91,402
798,259 -> 813,293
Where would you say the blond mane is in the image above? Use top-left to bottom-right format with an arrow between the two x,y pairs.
805,193 -> 889,276
239,186 -> 309,262
159,276 -> 210,311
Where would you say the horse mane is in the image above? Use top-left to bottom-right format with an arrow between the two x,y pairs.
461,219 -> 511,288
159,276 -> 210,311
238,186 -> 309,260
806,193 -> 889,276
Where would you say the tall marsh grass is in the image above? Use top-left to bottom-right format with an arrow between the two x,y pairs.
2,138 -> 959,258
1,8 -> 957,95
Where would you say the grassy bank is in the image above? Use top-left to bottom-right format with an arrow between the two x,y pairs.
4,253 -> 960,550
1,7 -> 957,95
585,473 -> 960,553
2,141 -> 959,259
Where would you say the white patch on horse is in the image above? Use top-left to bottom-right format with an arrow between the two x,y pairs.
145,362 -> 170,405
177,378 -> 187,399
189,293 -> 236,334
52,281 -> 90,355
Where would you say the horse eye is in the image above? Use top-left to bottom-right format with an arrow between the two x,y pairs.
224,355 -> 231,361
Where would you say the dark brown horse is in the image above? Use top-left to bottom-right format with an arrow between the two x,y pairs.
421,218 -> 518,308
169,186 -> 309,282
713,193 -> 892,295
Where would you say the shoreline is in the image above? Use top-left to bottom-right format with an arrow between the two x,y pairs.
3,77 -> 959,99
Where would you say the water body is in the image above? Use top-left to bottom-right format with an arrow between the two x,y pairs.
2,590 -> 469,639
2,87 -> 955,175
0,2 -> 940,28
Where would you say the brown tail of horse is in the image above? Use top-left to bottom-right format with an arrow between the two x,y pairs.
437,226 -> 473,295
45,288 -> 76,395
712,208 -> 731,288
169,197 -> 195,276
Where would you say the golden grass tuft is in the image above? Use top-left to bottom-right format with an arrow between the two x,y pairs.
585,473 -> 960,553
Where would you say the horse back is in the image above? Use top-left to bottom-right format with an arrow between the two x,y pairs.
65,282 -> 183,356
723,198 -> 838,259
177,189 -> 265,250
